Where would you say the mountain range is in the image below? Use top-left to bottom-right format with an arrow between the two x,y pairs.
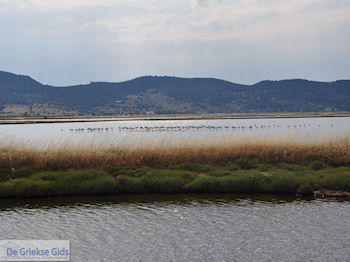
0,71 -> 349,116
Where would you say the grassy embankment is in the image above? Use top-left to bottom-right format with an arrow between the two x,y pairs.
0,137 -> 349,198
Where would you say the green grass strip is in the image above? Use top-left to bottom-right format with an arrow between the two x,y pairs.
0,160 -> 349,198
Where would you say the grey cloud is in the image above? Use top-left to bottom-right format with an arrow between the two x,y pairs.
0,0 -> 349,85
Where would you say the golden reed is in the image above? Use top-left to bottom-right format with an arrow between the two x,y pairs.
0,136 -> 349,170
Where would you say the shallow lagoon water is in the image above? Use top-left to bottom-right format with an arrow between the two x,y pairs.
0,117 -> 349,147
0,194 -> 349,262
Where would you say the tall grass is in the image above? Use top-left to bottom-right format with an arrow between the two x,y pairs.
0,136 -> 349,171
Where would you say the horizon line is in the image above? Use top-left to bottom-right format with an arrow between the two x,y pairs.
0,70 -> 349,87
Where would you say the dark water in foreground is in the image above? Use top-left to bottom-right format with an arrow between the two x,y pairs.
0,194 -> 349,262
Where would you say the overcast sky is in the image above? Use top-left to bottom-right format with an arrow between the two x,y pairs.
0,0 -> 349,86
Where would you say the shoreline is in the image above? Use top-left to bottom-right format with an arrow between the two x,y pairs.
0,193 -> 315,209
1,111 -> 350,125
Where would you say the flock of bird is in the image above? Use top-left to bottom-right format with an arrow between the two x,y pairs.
64,123 -> 331,133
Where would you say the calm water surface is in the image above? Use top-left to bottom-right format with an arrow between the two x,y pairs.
0,194 -> 349,262
0,117 -> 349,147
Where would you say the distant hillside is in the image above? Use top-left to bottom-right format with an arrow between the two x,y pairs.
0,71 -> 349,116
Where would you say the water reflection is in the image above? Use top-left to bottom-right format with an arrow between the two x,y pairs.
0,194 -> 318,211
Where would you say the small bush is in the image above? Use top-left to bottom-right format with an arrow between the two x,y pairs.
32,170 -> 116,196
182,172 -> 198,182
265,172 -> 300,194
185,172 -> 263,193
315,172 -> 350,191
234,159 -> 257,170
208,168 -> 232,177
108,166 -> 145,177
0,181 -> 15,198
140,170 -> 194,193
296,183 -> 314,196
115,176 -> 145,194
258,164 -> 273,172
12,167 -> 37,179
274,163 -> 306,172
173,162 -> 213,173
0,167 -> 37,181
226,164 -> 240,172
309,161 -> 328,171
14,179 -> 55,197
0,169 -> 11,182
184,176 -> 220,193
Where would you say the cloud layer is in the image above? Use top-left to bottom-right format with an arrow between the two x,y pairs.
0,0 -> 349,85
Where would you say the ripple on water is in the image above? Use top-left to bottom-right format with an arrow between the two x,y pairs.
0,195 -> 349,261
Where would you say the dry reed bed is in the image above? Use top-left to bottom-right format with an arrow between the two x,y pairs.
0,136 -> 349,170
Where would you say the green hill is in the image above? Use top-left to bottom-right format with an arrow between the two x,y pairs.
0,71 -> 349,116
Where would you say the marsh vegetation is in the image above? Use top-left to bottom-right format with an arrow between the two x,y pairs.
0,160 -> 349,198
1,116 -> 349,198
0,135 -> 349,198
0,136 -> 349,170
